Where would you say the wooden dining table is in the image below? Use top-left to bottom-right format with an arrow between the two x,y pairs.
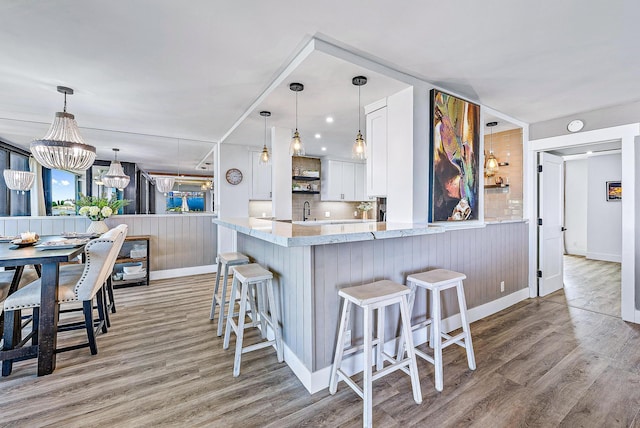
0,236 -> 86,376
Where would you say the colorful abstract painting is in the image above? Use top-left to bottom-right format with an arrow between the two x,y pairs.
429,89 -> 480,222
607,181 -> 622,201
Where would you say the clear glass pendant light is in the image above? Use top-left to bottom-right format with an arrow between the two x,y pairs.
289,83 -> 305,156
259,111 -> 271,164
101,148 -> 130,190
352,76 -> 368,160
30,86 -> 96,172
485,121 -> 499,177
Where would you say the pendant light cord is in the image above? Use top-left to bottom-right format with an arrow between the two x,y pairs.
295,91 -> 298,131
264,113 -> 267,148
358,84 -> 361,132
63,92 -> 67,113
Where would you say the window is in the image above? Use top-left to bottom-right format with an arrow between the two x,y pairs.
50,169 -> 81,215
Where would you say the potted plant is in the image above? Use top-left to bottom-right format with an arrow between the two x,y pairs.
77,195 -> 129,234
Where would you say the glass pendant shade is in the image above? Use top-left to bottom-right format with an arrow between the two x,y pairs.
259,145 -> 270,164
352,76 -> 368,160
485,152 -> 499,177
3,169 -> 35,193
101,148 -> 130,190
155,177 -> 175,194
352,131 -> 366,160
289,130 -> 305,156
30,87 -> 96,172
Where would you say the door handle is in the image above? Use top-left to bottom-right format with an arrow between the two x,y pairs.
561,227 -> 567,231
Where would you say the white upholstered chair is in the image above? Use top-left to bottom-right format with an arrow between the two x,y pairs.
2,228 -> 124,376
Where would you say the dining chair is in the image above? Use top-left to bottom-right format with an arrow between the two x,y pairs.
2,233 -> 118,376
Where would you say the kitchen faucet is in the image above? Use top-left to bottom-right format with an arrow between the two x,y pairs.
303,201 -> 310,222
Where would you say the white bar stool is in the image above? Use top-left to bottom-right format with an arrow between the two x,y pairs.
223,263 -> 283,377
329,280 -> 422,428
210,252 -> 249,336
401,268 -> 476,392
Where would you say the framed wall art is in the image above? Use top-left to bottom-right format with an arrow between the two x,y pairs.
606,181 -> 622,201
429,89 -> 480,222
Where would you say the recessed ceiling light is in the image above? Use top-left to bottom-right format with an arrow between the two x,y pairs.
567,119 -> 584,133
586,151 -> 593,155
326,116 -> 334,123
315,133 -> 321,139
321,147 -> 327,151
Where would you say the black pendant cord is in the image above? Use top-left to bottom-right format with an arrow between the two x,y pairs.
295,91 -> 298,131
358,84 -> 362,133
264,114 -> 268,149
63,92 -> 67,113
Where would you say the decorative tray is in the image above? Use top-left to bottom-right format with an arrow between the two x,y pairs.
10,239 -> 39,248
35,238 -> 89,250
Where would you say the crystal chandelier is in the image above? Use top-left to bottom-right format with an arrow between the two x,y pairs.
259,110 -> 271,164
352,76 -> 368,160
485,121 -> 499,177
289,83 -> 305,156
101,148 -> 130,190
155,176 -> 175,194
30,86 -> 96,172
3,169 -> 35,194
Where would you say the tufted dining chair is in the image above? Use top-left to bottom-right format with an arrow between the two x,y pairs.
2,231 -> 120,376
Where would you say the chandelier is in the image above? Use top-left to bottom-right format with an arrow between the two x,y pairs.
352,76 -> 368,160
30,86 -> 96,172
101,148 -> 130,190
155,176 -> 175,194
3,169 -> 35,194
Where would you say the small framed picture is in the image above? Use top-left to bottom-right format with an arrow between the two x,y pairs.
606,181 -> 622,201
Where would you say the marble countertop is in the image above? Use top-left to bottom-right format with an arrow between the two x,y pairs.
214,217 -> 445,247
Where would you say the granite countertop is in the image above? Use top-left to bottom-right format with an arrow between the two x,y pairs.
214,217 -> 445,247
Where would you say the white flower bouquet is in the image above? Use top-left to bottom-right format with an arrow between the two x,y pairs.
357,201 -> 374,212
77,195 -> 129,221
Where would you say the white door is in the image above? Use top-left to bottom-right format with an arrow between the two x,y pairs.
538,152 -> 565,296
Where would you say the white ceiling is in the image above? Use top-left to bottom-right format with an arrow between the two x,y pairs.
0,0 -> 637,172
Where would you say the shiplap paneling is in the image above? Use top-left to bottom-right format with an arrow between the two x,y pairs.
237,221 -> 528,371
0,214 -> 217,272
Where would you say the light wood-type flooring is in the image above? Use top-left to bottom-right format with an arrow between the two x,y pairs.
2,272 -> 640,427
545,255 -> 622,317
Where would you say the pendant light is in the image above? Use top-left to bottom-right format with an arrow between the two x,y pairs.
3,169 -> 35,194
30,86 -> 96,172
485,121 -> 499,177
289,83 -> 305,156
352,76 -> 368,160
101,148 -> 130,190
259,111 -> 271,164
155,176 -> 175,195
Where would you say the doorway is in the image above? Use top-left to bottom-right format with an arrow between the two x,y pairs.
528,124 -> 638,322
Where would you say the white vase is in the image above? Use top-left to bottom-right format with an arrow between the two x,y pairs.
87,220 -> 109,235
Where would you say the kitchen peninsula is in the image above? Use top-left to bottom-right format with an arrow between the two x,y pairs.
215,217 -> 529,393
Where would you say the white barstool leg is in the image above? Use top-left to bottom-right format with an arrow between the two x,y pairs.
432,287 -> 443,392
363,305 -> 373,428
456,280 -> 476,370
399,294 -> 422,404
255,282 -> 267,339
376,306 -> 385,371
222,275 -> 239,350
209,258 -> 223,320
265,278 -> 284,362
329,299 -> 351,394
232,279 -> 250,377
216,263 -> 232,336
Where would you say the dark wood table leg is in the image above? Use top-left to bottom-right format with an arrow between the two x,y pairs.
37,262 -> 59,376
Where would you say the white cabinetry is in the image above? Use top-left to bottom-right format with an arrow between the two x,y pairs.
250,151 -> 272,200
321,159 -> 366,202
365,103 -> 388,197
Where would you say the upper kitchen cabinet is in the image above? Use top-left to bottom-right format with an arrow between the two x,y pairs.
365,99 -> 388,197
250,151 -> 272,200
321,159 -> 366,202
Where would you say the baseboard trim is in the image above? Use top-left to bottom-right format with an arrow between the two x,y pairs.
288,288 -> 531,394
565,249 -> 586,257
586,252 -> 622,263
150,265 -> 217,280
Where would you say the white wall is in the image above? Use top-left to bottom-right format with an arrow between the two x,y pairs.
587,153 -> 622,262
218,143 -> 251,253
564,158 -> 588,255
